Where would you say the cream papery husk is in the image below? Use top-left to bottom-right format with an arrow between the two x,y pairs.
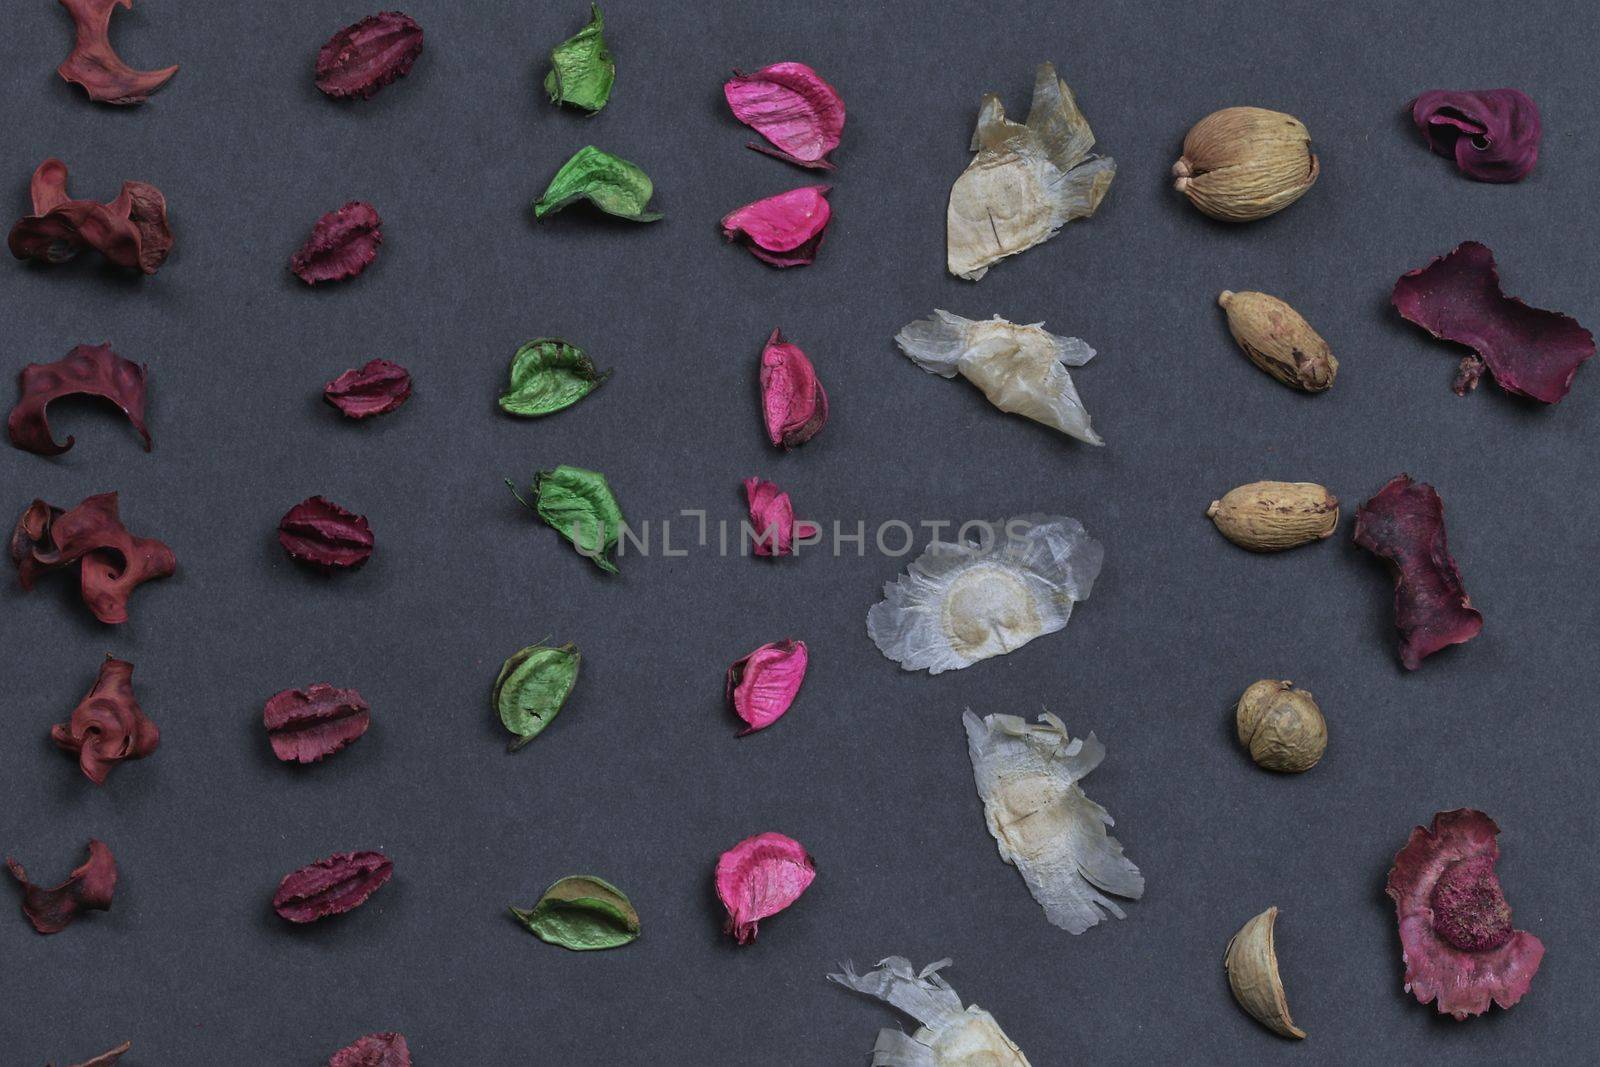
829,957 -> 1031,1067
867,515 -> 1102,673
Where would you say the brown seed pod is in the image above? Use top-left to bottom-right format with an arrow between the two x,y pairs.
1207,482 -> 1339,552
1173,107 -> 1319,222
1225,907 -> 1306,1039
1218,291 -> 1337,392
1235,680 -> 1327,773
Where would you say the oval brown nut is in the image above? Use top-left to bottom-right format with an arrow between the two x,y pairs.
1172,107 -> 1319,222
1207,481 -> 1338,552
1235,679 -> 1326,773
1218,290 -> 1337,392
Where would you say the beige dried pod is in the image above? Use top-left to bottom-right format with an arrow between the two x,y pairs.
1235,679 -> 1327,773
1172,107 -> 1319,222
1218,290 -> 1337,392
1207,482 -> 1339,552
1225,907 -> 1306,1039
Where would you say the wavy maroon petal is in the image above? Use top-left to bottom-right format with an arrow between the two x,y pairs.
715,831 -> 814,944
759,330 -> 827,449
57,0 -> 179,105
727,639 -> 808,735
8,342 -> 151,456
8,159 -> 172,274
324,358 -> 411,419
315,12 -> 423,100
720,186 -> 831,268
290,201 -> 383,285
9,491 -> 175,623
278,496 -> 374,571
6,839 -> 116,934
273,850 -> 392,923
50,656 -> 160,785
1411,89 -> 1540,183
328,1032 -> 411,1067
743,476 -> 817,557
264,683 -> 371,763
724,62 -> 844,170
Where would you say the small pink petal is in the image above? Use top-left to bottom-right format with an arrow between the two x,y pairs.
743,477 -> 807,556
759,329 -> 828,449
720,186 -> 831,268
727,639 -> 808,735
723,62 -> 845,170
715,831 -> 815,944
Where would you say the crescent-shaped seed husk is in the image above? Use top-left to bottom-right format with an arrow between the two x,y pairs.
1224,907 -> 1306,1039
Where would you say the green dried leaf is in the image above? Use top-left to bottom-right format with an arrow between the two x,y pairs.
510,875 -> 640,950
544,5 -> 615,114
508,464 -> 625,573
534,146 -> 661,222
493,642 -> 580,750
498,339 -> 610,417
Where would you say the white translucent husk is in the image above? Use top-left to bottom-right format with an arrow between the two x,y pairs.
829,957 -> 1032,1067
894,310 -> 1102,445
965,710 -> 1144,934
867,515 -> 1102,674
947,61 -> 1115,280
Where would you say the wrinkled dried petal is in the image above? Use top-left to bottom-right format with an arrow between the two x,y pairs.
278,496 -> 374,571
8,159 -> 172,274
1392,241 -> 1593,403
727,639 -> 807,735
716,831 -> 815,944
759,329 -> 827,448
324,358 -> 411,419
830,957 -> 1032,1066
743,476 -> 816,557
724,61 -> 845,169
290,201 -> 383,285
1353,475 -> 1482,670
9,342 -> 150,455
57,0 -> 178,104
720,186 -> 830,267
545,4 -> 613,113
1411,89 -> 1540,183
966,711 -> 1143,934
273,850 -> 393,923
10,492 -> 175,624
50,656 -> 159,785
510,875 -> 640,950
315,12 -> 423,100
264,683 -> 371,764
510,465 -> 624,573
494,642 -> 579,751
52,1039 -> 133,1067
498,339 -> 609,417
328,1032 -> 410,1067
534,146 -> 660,222
7,839 -> 116,934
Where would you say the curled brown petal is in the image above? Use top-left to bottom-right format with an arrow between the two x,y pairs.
6,839 -> 117,934
8,159 -> 172,275
9,492 -> 176,623
50,656 -> 160,785
8,342 -> 151,456
57,0 -> 179,105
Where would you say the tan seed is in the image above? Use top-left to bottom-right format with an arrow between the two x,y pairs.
1218,290 -> 1337,392
1207,481 -> 1339,552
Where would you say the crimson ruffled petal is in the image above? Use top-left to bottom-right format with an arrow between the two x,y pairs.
1411,89 -> 1540,183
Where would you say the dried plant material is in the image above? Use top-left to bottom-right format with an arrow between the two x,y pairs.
51,1040 -> 132,1067
290,201 -> 383,285
509,465 -> 624,573
1206,481 -> 1338,552
278,496 -> 374,571
1386,809 -> 1544,1019
534,146 -> 661,221
829,957 -> 1031,1066
324,359 -> 411,419
493,642 -> 579,751
9,342 -> 150,456
724,62 -> 845,169
1224,907 -> 1306,1039
1354,475 -> 1482,670
511,875 -> 640,951
1234,680 -> 1325,773
1173,107 -> 1319,222
9,159 -> 172,274
760,329 -> 827,448
545,5 -> 614,113
895,310 -> 1102,444
57,0 -> 178,105
264,683 -> 371,764
11,492 -> 176,624
727,639 -> 807,735
1392,241 -> 1593,403
721,186 -> 831,267
744,477 -> 815,557
1217,291 -> 1337,392
315,12 -> 423,100
7,839 -> 116,934
868,516 -> 1102,674
498,339 -> 609,417
51,656 -> 159,785
1411,90 -> 1540,183
716,831 -> 814,944
965,711 -> 1143,934
328,1032 -> 410,1067
273,850 -> 393,923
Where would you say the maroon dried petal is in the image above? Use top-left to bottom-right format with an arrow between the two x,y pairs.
1353,474 -> 1483,670
759,329 -> 827,449
8,159 -> 172,274
315,12 -> 424,100
328,1032 -> 411,1067
290,201 -> 383,285
8,342 -> 151,456
50,656 -> 160,785
720,186 -> 832,268
273,850 -> 393,923
6,839 -> 116,934
264,683 -> 371,764
723,62 -> 846,170
51,1040 -> 133,1067
278,496 -> 374,571
57,0 -> 179,105
1393,241 -> 1594,403
325,359 -> 411,419
1411,89 -> 1540,183
10,491 -> 176,624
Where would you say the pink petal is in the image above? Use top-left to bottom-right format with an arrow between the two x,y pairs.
723,62 -> 845,170
720,186 -> 831,268
759,329 -> 828,448
726,639 -> 808,735
743,477 -> 813,556
715,831 -> 815,944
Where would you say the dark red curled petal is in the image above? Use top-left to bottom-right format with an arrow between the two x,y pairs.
324,359 -> 411,419
8,160 -> 172,274
6,839 -> 117,934
278,496 -> 374,571
328,1032 -> 411,1067
290,201 -> 383,285
50,656 -> 160,785
264,683 -> 371,763
723,62 -> 845,170
759,330 -> 827,448
720,186 -> 831,268
1411,89 -> 1540,183
8,342 -> 151,456
315,12 -> 424,100
57,0 -> 180,105
9,492 -> 175,623
273,850 -> 393,922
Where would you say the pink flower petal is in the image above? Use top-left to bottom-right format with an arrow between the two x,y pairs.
723,62 -> 845,170
715,831 -> 815,944
743,477 -> 814,556
726,639 -> 808,735
759,329 -> 828,449
720,186 -> 831,268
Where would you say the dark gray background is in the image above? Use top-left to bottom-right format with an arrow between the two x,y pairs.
1,1 -> 1596,1063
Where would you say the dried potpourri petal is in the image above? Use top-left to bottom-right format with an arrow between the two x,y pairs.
315,12 -> 423,100
829,957 -> 1032,1066
277,496 -> 374,571
509,465 -> 624,573
50,655 -> 159,785
545,5 -> 614,114
50,1040 -> 133,1067
759,329 -> 827,448
868,516 -> 1102,673
328,1032 -> 410,1067
510,875 -> 640,950
723,62 -> 845,169
324,359 -> 411,419
8,342 -> 151,456
727,639 -> 807,735
1392,241 -> 1593,403
57,0 -> 179,105
498,339 -> 609,417
273,850 -> 393,923
720,186 -> 830,267
948,62 -> 1115,280
290,202 -> 383,285
10,491 -> 176,624
263,683 -> 371,764
534,146 -> 661,222
966,710 -> 1143,934
743,477 -> 816,557
493,642 -> 579,751
716,831 -> 815,944
8,158 -> 172,274
1411,90 -> 1540,183
1353,475 -> 1482,670
6,839 -> 116,934
1386,809 -> 1544,1019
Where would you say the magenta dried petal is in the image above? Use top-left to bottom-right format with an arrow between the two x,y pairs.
328,1032 -> 411,1067
715,831 -> 815,944
720,186 -> 831,268
759,329 -> 828,449
273,850 -> 393,923
743,477 -> 816,557
1392,241 -> 1594,403
8,342 -> 150,456
278,496 -> 374,571
290,201 -> 383,285
1353,475 -> 1482,670
324,359 -> 411,419
315,12 -> 423,100
1411,89 -> 1540,183
723,62 -> 845,170
6,839 -> 116,935
57,0 -> 180,105
264,683 -> 371,764
726,639 -> 808,735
